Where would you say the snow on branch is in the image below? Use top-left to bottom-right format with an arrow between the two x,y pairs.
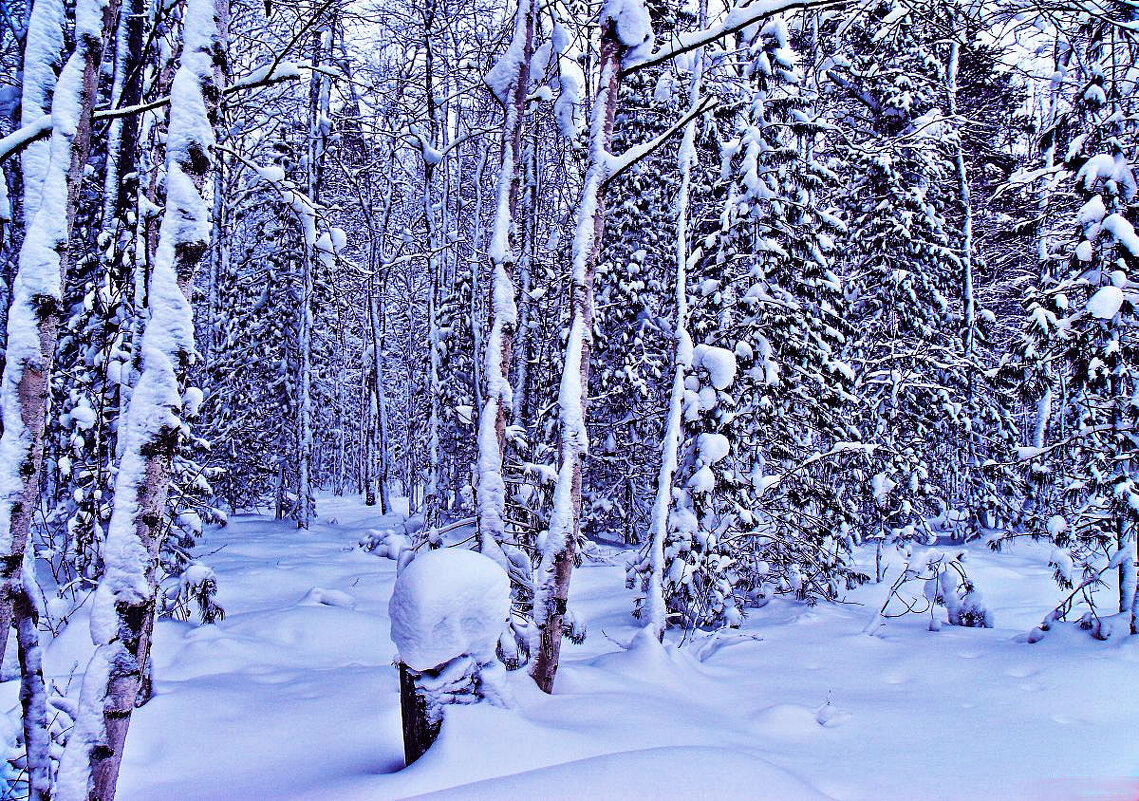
0,114 -> 52,164
756,442 -> 878,497
603,94 -> 716,187
622,0 -> 847,77
0,61 -> 314,167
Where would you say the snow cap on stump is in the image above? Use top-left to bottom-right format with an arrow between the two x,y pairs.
389,548 -> 510,671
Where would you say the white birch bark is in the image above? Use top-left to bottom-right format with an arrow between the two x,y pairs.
530,17 -> 625,693
19,0 -> 64,225
475,0 -> 535,569
0,0 -> 116,794
643,23 -> 705,641
57,0 -> 220,795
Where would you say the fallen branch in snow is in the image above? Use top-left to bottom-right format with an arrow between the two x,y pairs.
1029,561 -> 1118,642
431,517 -> 477,539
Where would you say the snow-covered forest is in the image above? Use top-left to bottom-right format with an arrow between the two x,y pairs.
0,0 -> 1137,794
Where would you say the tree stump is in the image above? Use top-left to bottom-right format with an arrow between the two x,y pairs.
390,548 -> 511,767
399,661 -> 441,766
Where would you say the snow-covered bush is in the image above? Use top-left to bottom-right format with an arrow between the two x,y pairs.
360,528 -> 414,561
869,549 -> 993,632
166,562 -> 225,624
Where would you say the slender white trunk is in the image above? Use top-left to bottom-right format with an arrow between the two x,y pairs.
425,184 -> 441,523
531,20 -> 623,693
298,247 -> 314,527
1032,387 -> 1051,450
372,292 -> 392,513
476,0 -> 534,567
206,161 -> 228,361
644,24 -> 705,641
1032,70 -> 1059,449
297,23 -> 330,529
946,43 -> 975,359
470,141 -> 487,415
99,5 -> 129,226
420,3 -> 442,527
334,309 -> 347,495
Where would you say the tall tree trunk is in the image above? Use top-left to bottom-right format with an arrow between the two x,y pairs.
17,0 -> 64,227
469,141 -> 488,416
510,130 -> 537,429
530,19 -> 624,694
644,11 -> 706,640
945,41 -> 980,525
0,0 -> 119,795
420,0 -> 445,530
475,0 -> 535,568
945,43 -> 975,360
55,0 -> 223,796
364,278 -> 379,507
297,20 -> 331,529
375,290 -> 392,514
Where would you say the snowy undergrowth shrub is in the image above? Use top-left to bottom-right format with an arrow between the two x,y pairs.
2,670 -> 80,800
1,711 -> 22,800
166,562 -> 225,624
868,549 -> 992,632
360,528 -> 414,561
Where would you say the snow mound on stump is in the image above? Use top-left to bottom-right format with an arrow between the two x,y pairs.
390,549 -> 510,671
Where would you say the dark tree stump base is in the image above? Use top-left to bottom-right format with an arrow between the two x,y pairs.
399,662 -> 441,766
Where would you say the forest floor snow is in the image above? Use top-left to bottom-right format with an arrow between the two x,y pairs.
28,494 -> 1139,800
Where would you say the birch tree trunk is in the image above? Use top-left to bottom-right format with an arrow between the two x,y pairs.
364,280 -> 380,507
297,20 -> 331,529
475,0 -> 535,568
945,41 -> 980,524
945,43 -> 975,360
421,0 -> 443,529
375,290 -> 393,514
9,3 -> 67,798
56,0 -> 223,796
530,19 -> 624,694
469,141 -> 488,416
0,0 -> 119,794
510,131 -> 537,429
644,15 -> 706,641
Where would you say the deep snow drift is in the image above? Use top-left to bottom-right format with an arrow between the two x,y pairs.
17,494 -> 1138,800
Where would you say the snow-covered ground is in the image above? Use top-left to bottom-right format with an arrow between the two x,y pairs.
30,495 -> 1139,800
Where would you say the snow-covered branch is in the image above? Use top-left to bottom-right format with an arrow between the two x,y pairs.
621,0 -> 847,76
